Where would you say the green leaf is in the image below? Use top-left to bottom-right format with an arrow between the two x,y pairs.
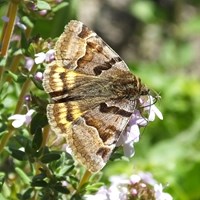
32,173 -> 47,182
31,180 -> 48,187
9,148 -> 27,161
22,188 -> 34,200
21,31 -> 29,50
30,113 -> 48,135
15,167 -> 30,185
40,152 -> 61,163
0,172 -> 5,191
5,70 -> 26,83
54,185 -> 70,194
0,57 -> 6,66
31,76 -> 44,90
37,1 -> 51,10
22,16 -> 34,28
52,2 -> 69,12
86,182 -> 104,193
32,128 -> 43,150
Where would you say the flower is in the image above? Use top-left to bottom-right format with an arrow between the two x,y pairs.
84,187 -> 108,200
25,57 -> 34,71
154,184 -> 173,200
34,71 -> 43,81
34,49 -> 55,64
15,17 -> 27,30
8,109 -> 35,128
116,95 -> 163,158
84,172 -> 172,200
142,95 -> 163,121
38,10 -> 48,16
2,16 -> 27,30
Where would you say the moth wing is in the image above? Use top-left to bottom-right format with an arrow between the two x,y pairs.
49,101 -> 132,173
55,20 -> 131,77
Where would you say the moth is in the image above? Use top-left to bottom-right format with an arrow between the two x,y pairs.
43,20 -> 149,173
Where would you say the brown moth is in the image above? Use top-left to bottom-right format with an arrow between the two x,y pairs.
43,20 -> 149,173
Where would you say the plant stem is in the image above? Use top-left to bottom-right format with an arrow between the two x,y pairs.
77,170 -> 92,191
0,1 -> 19,57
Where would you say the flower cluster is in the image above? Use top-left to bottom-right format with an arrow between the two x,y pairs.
85,172 -> 172,200
34,49 -> 55,64
117,95 -> 163,158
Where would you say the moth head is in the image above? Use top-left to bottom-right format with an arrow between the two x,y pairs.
140,84 -> 150,96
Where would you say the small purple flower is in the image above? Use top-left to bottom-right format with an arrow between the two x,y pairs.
25,57 -> 34,71
15,17 -> 27,30
2,16 -> 27,30
34,49 -> 55,64
8,109 -> 35,128
24,94 -> 31,103
38,10 -> 48,16
34,71 -> 43,81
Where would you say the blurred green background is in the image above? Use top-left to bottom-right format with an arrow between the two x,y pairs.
1,0 -> 200,199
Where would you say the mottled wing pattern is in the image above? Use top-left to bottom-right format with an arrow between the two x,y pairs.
65,102 -> 132,172
54,20 -> 130,77
43,20 -> 143,172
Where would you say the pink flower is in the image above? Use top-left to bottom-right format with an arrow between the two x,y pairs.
8,109 -> 35,128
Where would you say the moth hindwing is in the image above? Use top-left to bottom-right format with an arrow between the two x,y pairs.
43,20 -> 149,172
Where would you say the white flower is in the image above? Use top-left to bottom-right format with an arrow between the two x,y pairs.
8,109 -> 35,128
117,110 -> 147,157
143,96 -> 163,121
15,17 -> 27,30
34,49 -> 55,64
154,184 -> 173,200
25,57 -> 34,71
130,174 -> 141,184
84,187 -> 108,200
116,95 -> 163,158
138,172 -> 157,186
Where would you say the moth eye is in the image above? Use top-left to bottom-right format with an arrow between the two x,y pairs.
141,88 -> 150,95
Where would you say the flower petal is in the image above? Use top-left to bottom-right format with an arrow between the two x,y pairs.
148,107 -> 156,121
123,141 -> 135,157
35,52 -> 46,64
8,114 -> 24,120
12,118 -> 25,128
129,124 -> 140,143
45,49 -> 55,62
152,105 -> 163,120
